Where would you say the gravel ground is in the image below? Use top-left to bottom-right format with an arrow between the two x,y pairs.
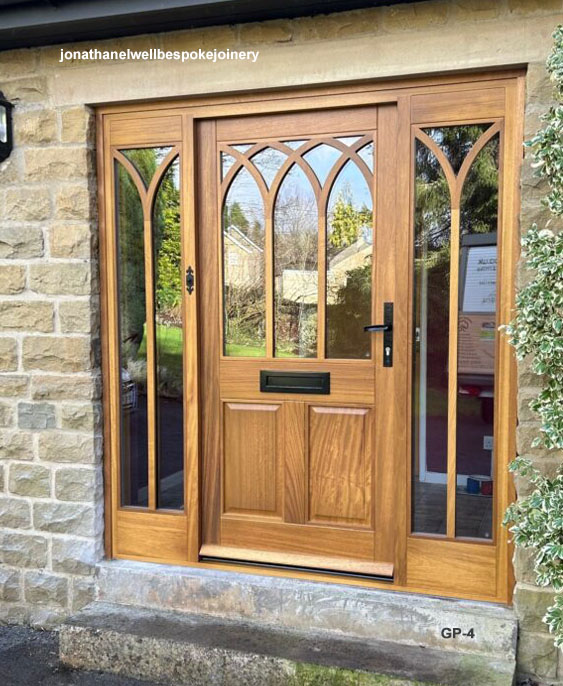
0,626 -> 158,686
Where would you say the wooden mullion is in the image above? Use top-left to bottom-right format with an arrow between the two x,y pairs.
446,206 -> 460,539
317,209 -> 326,360
266,202 -> 274,358
143,202 -> 157,511
183,114 -> 200,560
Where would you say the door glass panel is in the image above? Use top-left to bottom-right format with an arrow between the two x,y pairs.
303,144 -> 341,184
232,143 -> 253,153
274,164 -> 318,357
326,159 -> 373,359
153,157 -> 184,510
358,142 -> 374,172
336,136 -> 362,146
423,125 -> 490,174
455,134 -> 499,539
222,166 -> 266,356
284,139 -> 307,150
221,152 -> 236,180
250,148 -> 287,188
121,147 -> 173,187
411,141 -> 450,535
116,161 -> 148,507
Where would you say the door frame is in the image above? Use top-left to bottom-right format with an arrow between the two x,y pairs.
96,68 -> 524,603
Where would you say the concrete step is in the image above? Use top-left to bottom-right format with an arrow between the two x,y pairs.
60,602 -> 516,686
96,560 -> 518,661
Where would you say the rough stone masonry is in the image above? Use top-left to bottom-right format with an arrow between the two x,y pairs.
0,1 -> 562,684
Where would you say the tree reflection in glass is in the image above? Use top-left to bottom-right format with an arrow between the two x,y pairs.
116,160 -> 148,507
274,164 -> 318,357
412,140 -> 451,535
153,158 -> 184,510
222,164 -> 266,357
326,160 -> 373,359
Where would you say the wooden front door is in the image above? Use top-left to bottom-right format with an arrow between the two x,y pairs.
197,105 -> 407,578
99,72 -> 523,601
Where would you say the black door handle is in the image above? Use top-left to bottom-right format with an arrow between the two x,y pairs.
365,302 -> 393,367
364,324 -> 392,332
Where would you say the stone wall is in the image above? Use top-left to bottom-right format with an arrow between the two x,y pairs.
0,0 -> 562,683
0,89 -> 102,625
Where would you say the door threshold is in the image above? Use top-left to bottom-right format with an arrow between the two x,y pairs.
199,544 -> 394,582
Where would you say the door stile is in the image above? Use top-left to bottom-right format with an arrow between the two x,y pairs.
494,77 -> 523,600
373,103 -> 403,570
199,119 -> 222,546
393,95 -> 411,586
98,113 -> 118,556
182,114 -> 201,559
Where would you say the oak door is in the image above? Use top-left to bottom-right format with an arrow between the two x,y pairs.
198,105 -> 406,577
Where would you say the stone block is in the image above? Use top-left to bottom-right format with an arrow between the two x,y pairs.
0,224 -> 44,258
0,154 -> 22,185
59,299 -> 98,333
239,19 -> 293,45
55,185 -> 94,221
24,571 -> 69,608
0,401 -> 14,428
0,265 -> 26,294
0,337 -> 18,372
0,48 -> 38,78
3,76 -> 47,104
514,547 -> 537,585
24,147 -> 89,182
39,432 -> 100,464
49,223 -> 94,259
0,568 -> 21,601
55,467 -> 99,502
13,109 -> 57,145
22,335 -> 93,373
380,4 -> 417,32
516,422 -> 546,456
508,0 -> 561,16
52,537 -> 101,576
4,187 -> 51,221
61,107 -> 94,144
162,26 -> 236,53
0,464 -> 3,491
0,430 -> 34,460
451,0 -> 502,20
71,577 -> 97,611
61,403 -> 102,432
33,501 -> 99,537
0,496 -> 31,528
517,630 -> 558,680
30,263 -> 94,296
514,585 -> 554,634
0,374 -> 29,397
0,532 -> 49,568
31,374 -> 101,401
0,301 -> 54,332
18,401 -> 56,430
9,462 -> 50,497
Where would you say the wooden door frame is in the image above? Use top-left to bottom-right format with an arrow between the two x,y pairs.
96,68 -> 524,603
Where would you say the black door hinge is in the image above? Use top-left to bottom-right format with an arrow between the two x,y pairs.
186,266 -> 194,294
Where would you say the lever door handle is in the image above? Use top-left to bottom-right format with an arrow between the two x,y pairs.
364,324 -> 392,333
365,302 -> 394,367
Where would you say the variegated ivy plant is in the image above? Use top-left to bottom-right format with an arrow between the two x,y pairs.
503,25 -> 563,647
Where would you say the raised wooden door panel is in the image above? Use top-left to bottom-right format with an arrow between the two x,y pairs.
223,402 -> 283,518
199,104 -> 399,576
308,405 -> 373,528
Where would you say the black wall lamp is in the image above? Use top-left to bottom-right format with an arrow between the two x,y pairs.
0,91 -> 14,163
